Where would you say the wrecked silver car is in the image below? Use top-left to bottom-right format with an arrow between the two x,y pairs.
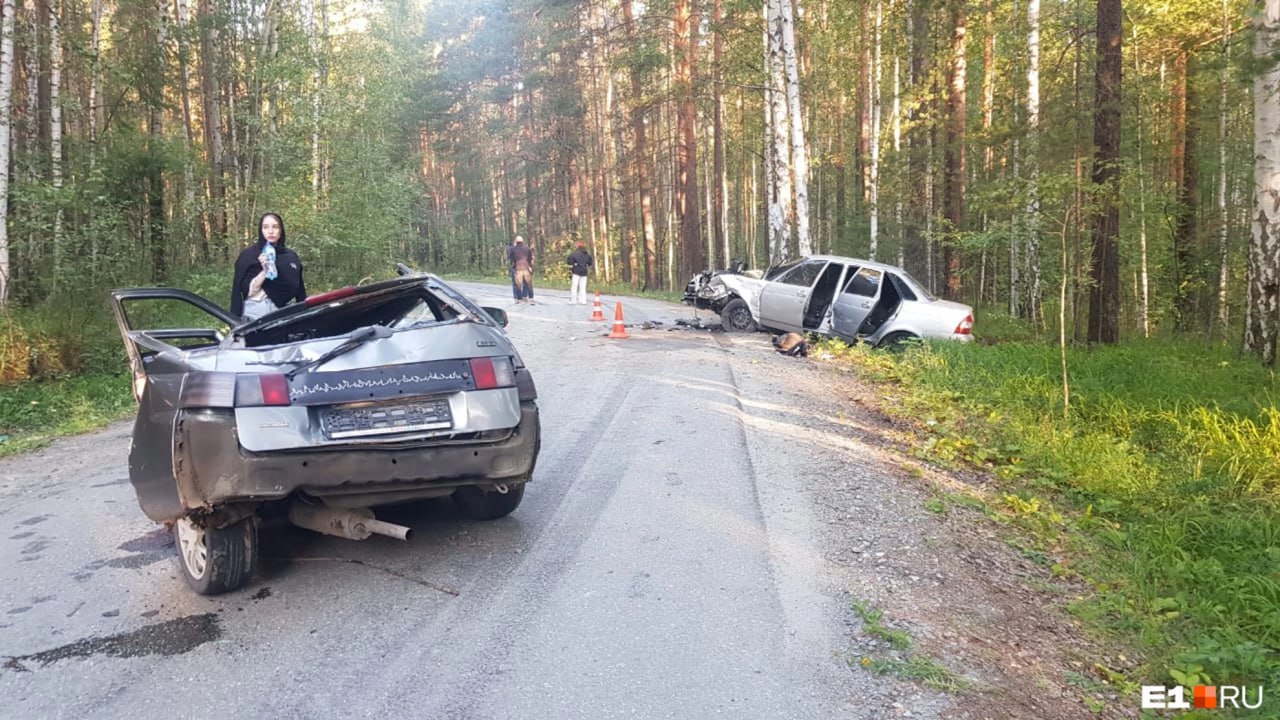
109,269 -> 540,595
684,254 -> 974,347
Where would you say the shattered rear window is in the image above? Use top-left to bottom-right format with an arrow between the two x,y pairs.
242,284 -> 459,348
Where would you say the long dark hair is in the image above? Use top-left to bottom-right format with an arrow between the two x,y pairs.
256,212 -> 287,250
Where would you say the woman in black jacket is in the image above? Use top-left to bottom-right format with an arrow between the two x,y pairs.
230,213 -> 307,319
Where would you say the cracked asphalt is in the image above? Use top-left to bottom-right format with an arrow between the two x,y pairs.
0,281 -> 966,719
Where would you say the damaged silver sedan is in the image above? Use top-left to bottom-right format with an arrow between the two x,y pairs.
110,268 -> 540,595
684,254 -> 974,347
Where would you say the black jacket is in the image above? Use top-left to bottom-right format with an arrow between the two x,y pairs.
567,248 -> 594,277
230,241 -> 307,318
507,243 -> 533,271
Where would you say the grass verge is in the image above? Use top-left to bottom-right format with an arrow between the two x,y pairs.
819,332 -> 1280,712
0,372 -> 135,457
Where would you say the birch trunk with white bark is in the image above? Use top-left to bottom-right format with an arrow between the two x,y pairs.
1132,24 -> 1150,336
766,0 -> 791,264
1025,0 -> 1042,321
869,0 -> 882,261
0,0 -> 13,306
49,0 -> 63,289
1247,0 -> 1280,365
778,0 -> 810,255
893,52 -> 903,268
714,0 -> 728,267
1215,0 -> 1231,338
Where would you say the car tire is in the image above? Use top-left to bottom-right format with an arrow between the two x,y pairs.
877,332 -> 919,351
453,483 -> 525,521
719,298 -> 757,333
173,516 -> 258,596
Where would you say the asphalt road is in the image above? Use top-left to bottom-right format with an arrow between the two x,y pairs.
0,281 -> 954,719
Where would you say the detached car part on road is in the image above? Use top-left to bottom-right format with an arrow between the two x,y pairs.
111,268 -> 540,595
684,254 -> 974,347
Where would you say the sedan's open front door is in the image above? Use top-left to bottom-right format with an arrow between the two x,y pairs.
758,259 -> 828,332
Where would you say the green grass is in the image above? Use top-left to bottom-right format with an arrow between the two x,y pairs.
852,599 -> 914,650
0,371 -> 135,456
860,655 -> 971,692
849,599 -> 971,692
823,334 -> 1280,708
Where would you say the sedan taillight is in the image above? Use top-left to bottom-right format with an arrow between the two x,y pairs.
469,357 -> 515,390
954,313 -> 974,335
179,372 -> 237,408
234,373 -> 292,406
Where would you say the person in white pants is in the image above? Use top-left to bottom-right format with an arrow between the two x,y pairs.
566,241 -> 594,304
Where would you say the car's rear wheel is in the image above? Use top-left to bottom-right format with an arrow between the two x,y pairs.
173,516 -> 258,596
453,483 -> 525,521
877,331 -> 920,351
719,298 -> 757,333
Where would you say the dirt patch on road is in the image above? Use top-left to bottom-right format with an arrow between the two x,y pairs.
722,336 -> 1136,720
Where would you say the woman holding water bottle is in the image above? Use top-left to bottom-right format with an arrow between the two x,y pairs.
230,212 -> 307,320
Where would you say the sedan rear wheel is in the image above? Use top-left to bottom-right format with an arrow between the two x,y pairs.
174,516 -> 258,596
719,298 -> 757,333
454,483 -> 525,521
877,331 -> 920,351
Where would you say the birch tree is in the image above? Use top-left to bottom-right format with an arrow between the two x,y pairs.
766,0 -> 791,263
869,0 -> 883,261
1215,0 -> 1231,338
778,0 -> 811,255
1247,0 -> 1280,365
712,0 -> 728,267
1132,23 -> 1150,336
0,0 -> 12,306
1025,0 -> 1042,321
49,0 -> 63,289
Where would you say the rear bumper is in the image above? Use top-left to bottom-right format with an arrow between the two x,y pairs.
168,403 -> 540,513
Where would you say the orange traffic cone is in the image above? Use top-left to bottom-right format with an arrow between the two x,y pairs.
607,302 -> 630,339
589,291 -> 606,321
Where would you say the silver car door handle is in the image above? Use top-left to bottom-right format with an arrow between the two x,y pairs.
796,291 -> 807,297
859,302 -> 871,308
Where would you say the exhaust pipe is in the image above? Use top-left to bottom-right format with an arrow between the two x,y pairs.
288,504 -> 413,541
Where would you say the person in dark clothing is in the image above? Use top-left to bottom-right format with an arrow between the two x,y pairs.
507,235 -> 535,304
230,213 -> 307,319
566,241 -> 594,304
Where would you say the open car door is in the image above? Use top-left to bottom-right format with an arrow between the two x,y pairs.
109,288 -> 237,403
830,266 -> 883,342
109,288 -> 238,522
758,259 -> 828,332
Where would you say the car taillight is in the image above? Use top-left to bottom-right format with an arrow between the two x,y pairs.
179,372 -> 237,408
234,373 -> 293,406
469,357 -> 515,390
954,313 -> 974,335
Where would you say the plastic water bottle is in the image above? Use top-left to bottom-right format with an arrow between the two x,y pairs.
264,243 -> 278,280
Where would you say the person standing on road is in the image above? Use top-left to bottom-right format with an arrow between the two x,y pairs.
508,235 -> 535,304
566,241 -> 593,304
230,212 -> 306,320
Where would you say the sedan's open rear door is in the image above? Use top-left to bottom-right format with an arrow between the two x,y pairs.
109,288 -> 238,402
